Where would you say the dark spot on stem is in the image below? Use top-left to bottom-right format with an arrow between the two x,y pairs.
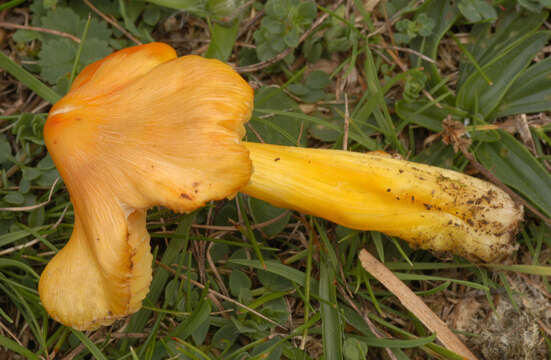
180,193 -> 192,200
274,157 -> 280,162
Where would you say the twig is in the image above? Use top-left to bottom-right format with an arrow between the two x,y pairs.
237,10 -> 264,38
190,210 -> 289,231
0,320 -> 23,347
0,21 -> 80,43
0,238 -> 40,256
82,0 -> 142,45
234,0 -> 344,73
206,241 -> 230,296
0,177 -> 60,212
358,249 -> 479,360
156,261 -> 287,330
52,204 -> 70,230
371,43 -> 437,64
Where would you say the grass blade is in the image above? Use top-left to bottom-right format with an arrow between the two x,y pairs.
70,330 -> 108,360
0,51 -> 61,104
319,256 -> 343,359
0,335 -> 40,360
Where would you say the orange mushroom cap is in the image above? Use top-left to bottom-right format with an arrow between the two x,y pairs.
40,43 -> 254,329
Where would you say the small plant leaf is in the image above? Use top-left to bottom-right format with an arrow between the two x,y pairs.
476,130 -> 551,217
204,21 -> 239,62
456,31 -> 550,119
497,56 -> 551,116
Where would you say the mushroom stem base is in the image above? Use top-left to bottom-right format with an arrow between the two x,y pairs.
241,142 -> 522,262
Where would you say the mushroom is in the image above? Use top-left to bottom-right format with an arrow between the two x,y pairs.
40,43 -> 523,330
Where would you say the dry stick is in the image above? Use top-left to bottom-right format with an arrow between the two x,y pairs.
0,320 -> 23,347
0,238 -> 40,256
237,10 -> 264,39
206,241 -> 230,297
0,21 -> 80,43
371,44 -> 437,64
0,177 -> 60,212
82,0 -> 142,45
234,0 -> 344,73
358,249 -> 478,360
190,210 -> 290,231
156,261 -> 287,330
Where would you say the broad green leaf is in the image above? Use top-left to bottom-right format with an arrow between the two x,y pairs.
251,337 -> 283,360
343,337 -> 368,360
458,10 -> 547,86
497,56 -> 551,116
305,70 -> 330,90
458,0 -> 497,23
395,100 -> 466,132
142,5 -> 161,26
39,6 -> 112,41
249,87 -> 306,146
248,197 -> 290,237
212,323 -> 239,349
412,142 -> 455,169
169,298 -> 211,339
456,31 -> 550,119
229,259 -> 310,287
204,21 -> 239,62
38,38 -> 112,86
229,269 -> 251,297
476,130 -> 551,217
192,319 -> 210,345
3,192 -> 25,205
12,29 -> 41,43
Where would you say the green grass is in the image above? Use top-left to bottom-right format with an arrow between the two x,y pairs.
1,0 -> 551,359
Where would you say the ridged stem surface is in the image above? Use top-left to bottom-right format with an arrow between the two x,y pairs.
241,142 -> 522,262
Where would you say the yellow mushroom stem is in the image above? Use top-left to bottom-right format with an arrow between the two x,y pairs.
241,142 -> 522,262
